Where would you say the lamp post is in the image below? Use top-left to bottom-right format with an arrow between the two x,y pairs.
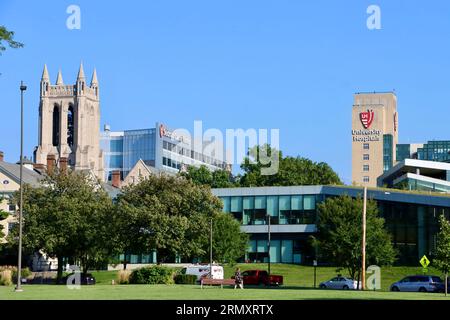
267,214 -> 271,276
361,186 -> 367,291
15,81 -> 27,292
210,217 -> 213,279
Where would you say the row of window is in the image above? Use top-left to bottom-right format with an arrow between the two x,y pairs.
162,140 -> 227,169
162,156 -> 183,170
247,239 -> 303,264
220,195 -> 319,225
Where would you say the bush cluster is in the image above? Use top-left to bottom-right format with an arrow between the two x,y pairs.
0,266 -> 32,285
129,265 -> 175,284
117,269 -> 131,284
174,274 -> 197,285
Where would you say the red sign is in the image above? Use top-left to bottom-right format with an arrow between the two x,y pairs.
360,110 -> 374,129
159,124 -> 166,138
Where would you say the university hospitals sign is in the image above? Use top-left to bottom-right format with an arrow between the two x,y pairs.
352,109 -> 381,142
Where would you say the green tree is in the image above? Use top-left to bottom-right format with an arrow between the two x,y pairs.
180,165 -> 234,188
316,195 -> 396,282
0,25 -> 23,54
0,208 -> 8,239
210,212 -> 249,264
240,144 -> 342,187
8,170 -> 115,280
115,174 -> 223,264
434,214 -> 450,296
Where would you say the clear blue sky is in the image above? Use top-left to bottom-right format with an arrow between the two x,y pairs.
1,0 -> 450,183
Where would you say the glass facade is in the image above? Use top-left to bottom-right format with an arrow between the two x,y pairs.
395,177 -> 450,193
100,133 -> 125,181
221,195 -> 319,226
383,134 -> 393,172
417,141 -> 450,163
123,129 -> 156,176
216,188 -> 450,266
396,144 -> 411,162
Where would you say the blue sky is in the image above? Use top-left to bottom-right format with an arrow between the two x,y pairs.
1,0 -> 450,183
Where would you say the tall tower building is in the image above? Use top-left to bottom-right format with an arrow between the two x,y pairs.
351,92 -> 398,187
35,63 -> 104,181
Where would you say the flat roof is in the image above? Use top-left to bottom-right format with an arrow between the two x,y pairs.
212,185 -> 450,208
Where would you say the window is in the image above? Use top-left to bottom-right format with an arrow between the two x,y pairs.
363,176 -> 370,183
52,105 -> 60,147
363,165 -> 369,171
363,154 -> 369,161
363,143 -> 369,150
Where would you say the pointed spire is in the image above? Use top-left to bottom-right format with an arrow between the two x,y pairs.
90,68 -> 98,86
77,61 -> 85,80
56,69 -> 64,85
41,64 -> 49,81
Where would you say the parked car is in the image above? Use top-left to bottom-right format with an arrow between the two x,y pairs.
319,276 -> 362,290
390,275 -> 442,292
180,264 -> 224,282
240,270 -> 283,286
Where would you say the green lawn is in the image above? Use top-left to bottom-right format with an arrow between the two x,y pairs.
93,264 -> 446,292
1,284 -> 449,300
1,264 -> 448,300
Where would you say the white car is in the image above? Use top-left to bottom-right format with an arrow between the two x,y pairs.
319,276 -> 362,290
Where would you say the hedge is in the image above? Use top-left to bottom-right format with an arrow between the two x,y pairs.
174,274 -> 197,285
129,265 -> 175,284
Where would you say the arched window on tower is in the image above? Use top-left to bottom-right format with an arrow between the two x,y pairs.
67,105 -> 74,147
52,105 -> 60,147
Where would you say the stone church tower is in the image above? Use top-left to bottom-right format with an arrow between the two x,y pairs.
34,63 -> 104,181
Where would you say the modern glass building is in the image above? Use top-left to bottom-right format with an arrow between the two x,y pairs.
212,185 -> 450,265
100,122 -> 228,181
417,141 -> 450,163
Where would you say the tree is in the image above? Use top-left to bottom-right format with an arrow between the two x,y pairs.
316,195 -> 396,281
0,25 -> 23,54
240,144 -> 342,187
0,208 -> 8,240
115,174 -> 224,264
8,170 -> 115,280
210,212 -> 249,264
179,165 -> 234,188
434,214 -> 450,296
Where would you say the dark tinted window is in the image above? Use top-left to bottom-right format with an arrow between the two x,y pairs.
260,271 -> 268,277
432,277 -> 442,283
243,271 -> 256,276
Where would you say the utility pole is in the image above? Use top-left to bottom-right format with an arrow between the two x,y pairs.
210,217 -> 213,279
361,186 -> 367,291
267,214 -> 271,276
15,81 -> 27,292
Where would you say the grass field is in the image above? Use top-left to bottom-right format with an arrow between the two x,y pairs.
1,264 -> 449,300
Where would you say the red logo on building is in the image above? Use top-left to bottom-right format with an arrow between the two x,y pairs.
159,124 -> 166,138
360,110 -> 374,129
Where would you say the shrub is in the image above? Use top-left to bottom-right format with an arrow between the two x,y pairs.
174,274 -> 197,285
12,267 -> 32,280
129,265 -> 175,285
117,269 -> 131,284
0,270 -> 12,286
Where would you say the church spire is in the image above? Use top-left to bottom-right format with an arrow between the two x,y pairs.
77,62 -> 85,80
90,68 -> 98,86
56,69 -> 64,85
41,64 -> 50,81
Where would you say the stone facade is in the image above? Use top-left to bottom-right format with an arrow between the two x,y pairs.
351,92 -> 398,187
34,64 -> 104,181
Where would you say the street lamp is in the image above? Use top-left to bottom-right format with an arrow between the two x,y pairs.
15,81 -> 26,292
361,186 -> 367,291
267,214 -> 271,277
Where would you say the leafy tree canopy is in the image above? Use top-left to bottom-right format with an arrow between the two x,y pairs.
0,25 -> 23,54
316,195 -> 396,280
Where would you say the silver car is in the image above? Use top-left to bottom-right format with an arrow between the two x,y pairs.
390,275 -> 443,292
319,276 -> 362,290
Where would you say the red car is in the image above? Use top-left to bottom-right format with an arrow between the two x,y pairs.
241,270 -> 283,286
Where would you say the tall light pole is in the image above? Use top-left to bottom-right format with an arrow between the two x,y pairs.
15,81 -> 27,292
209,217 -> 213,279
361,186 -> 367,291
267,214 -> 271,276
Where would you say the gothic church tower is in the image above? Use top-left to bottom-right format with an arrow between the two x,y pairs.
35,63 -> 104,181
